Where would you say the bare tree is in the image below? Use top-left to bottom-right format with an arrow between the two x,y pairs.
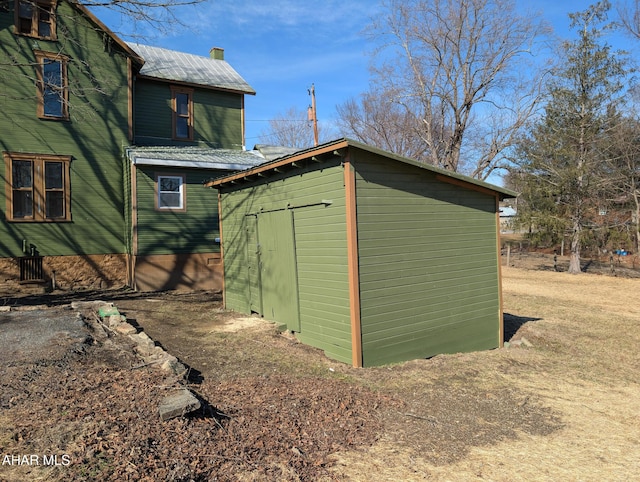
607,117 -> 640,255
617,0 -> 640,39
82,0 -> 206,38
336,87 -> 437,162
259,106 -> 330,149
360,0 -> 548,179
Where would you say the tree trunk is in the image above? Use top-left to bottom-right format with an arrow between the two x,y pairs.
634,192 -> 640,255
568,222 -> 582,274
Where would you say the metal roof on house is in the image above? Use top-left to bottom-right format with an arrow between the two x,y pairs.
126,146 -> 265,171
253,144 -> 301,161
499,206 -> 517,217
128,43 -> 256,95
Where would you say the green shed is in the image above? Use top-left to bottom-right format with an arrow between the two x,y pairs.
207,139 -> 516,367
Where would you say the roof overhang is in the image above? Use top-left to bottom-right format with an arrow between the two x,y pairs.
70,1 -> 144,67
132,157 -> 256,171
205,138 -> 517,200
135,74 -> 256,96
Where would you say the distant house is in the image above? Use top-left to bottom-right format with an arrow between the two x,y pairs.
208,139 -> 517,367
499,206 -> 517,233
0,0 -> 257,293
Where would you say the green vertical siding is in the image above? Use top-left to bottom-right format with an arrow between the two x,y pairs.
354,152 -> 501,366
0,2 -> 130,257
134,79 -> 244,148
135,167 -> 223,255
257,210 -> 300,330
220,159 -> 353,364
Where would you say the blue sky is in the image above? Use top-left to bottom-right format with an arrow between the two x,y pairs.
95,0 -> 640,149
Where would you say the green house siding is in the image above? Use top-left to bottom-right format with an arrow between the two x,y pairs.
354,152 -> 501,366
220,160 -> 353,364
134,79 -> 244,148
0,2 -> 130,258
135,167 -> 223,256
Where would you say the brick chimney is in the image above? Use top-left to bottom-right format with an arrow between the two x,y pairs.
210,47 -> 224,60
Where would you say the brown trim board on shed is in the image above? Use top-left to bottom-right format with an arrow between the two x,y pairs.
344,156 -> 363,368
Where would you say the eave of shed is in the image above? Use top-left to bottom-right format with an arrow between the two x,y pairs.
205,138 -> 517,200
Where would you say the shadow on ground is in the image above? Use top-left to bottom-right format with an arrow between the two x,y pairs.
1,287 -> 222,308
503,312 -> 541,342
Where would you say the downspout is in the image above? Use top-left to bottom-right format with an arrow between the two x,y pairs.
343,152 -> 363,368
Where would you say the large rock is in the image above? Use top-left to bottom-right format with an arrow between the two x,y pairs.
129,332 -> 156,356
158,389 -> 201,421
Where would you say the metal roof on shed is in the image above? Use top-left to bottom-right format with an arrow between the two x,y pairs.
126,146 -> 265,171
206,138 -> 518,200
128,43 -> 256,95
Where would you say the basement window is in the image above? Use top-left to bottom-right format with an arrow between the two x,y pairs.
155,173 -> 186,211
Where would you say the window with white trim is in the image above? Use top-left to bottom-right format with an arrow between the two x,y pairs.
156,174 -> 186,211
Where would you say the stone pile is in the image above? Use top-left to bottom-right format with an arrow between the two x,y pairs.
77,301 -> 201,421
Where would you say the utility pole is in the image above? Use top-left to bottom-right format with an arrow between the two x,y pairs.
307,83 -> 319,146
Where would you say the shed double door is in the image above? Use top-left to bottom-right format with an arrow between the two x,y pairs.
246,210 -> 300,332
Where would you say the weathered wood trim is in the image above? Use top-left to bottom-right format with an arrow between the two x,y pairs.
344,155 -> 363,368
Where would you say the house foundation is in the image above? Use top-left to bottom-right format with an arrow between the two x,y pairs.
132,253 -> 222,292
0,254 -> 128,295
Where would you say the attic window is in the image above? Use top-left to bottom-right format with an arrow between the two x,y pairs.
15,0 -> 56,39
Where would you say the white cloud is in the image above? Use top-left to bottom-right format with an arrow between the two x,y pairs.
196,0 -> 377,36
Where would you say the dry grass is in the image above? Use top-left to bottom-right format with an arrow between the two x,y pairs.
330,266 -> 640,481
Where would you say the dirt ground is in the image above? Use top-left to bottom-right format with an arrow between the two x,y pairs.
1,252 -> 639,481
